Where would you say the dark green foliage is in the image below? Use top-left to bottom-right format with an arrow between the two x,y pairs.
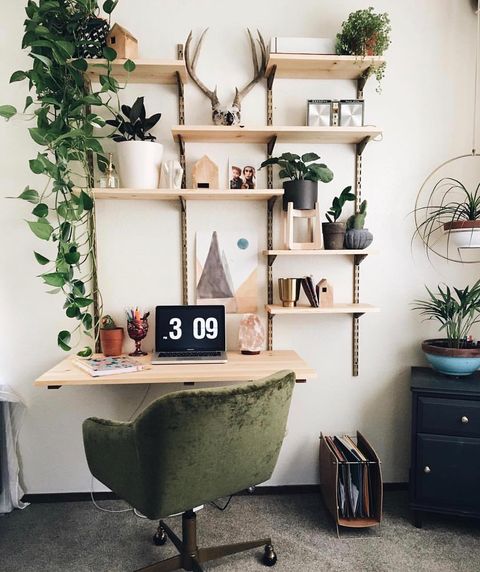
412,280 -> 480,348
260,152 -> 334,183
346,199 -> 367,230
335,7 -> 391,89
326,186 -> 355,223
3,0 -> 120,354
106,97 -> 161,142
100,314 -> 117,329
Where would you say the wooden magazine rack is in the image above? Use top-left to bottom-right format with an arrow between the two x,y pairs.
319,431 -> 383,536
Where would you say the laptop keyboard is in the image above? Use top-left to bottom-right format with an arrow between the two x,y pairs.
157,351 -> 222,358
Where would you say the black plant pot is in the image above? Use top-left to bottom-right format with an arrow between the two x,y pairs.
322,222 -> 346,250
282,180 -> 318,211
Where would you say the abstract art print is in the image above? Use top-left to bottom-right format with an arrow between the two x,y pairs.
196,231 -> 258,313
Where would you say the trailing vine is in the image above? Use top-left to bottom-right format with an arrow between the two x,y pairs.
0,0 -> 134,356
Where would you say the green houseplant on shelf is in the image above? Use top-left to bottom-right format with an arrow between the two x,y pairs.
412,281 -> 480,376
106,96 -> 163,188
335,7 -> 391,90
322,186 -> 355,249
260,152 -> 334,211
413,178 -> 480,260
345,200 -> 373,249
99,314 -> 124,356
0,0 -> 135,357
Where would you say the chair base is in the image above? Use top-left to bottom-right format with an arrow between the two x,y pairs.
137,510 -> 276,572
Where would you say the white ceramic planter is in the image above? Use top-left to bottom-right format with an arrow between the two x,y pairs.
444,222 -> 480,249
116,140 -> 164,189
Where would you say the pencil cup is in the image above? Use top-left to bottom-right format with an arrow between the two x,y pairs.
278,278 -> 302,307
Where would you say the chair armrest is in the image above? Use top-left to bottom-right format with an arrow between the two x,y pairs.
82,417 -> 140,504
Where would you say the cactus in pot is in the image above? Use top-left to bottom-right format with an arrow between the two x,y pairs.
345,200 -> 373,249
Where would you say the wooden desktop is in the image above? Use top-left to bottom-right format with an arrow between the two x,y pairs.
34,350 -> 316,389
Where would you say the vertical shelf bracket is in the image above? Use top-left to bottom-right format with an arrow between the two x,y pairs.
356,136 -> 371,157
357,70 -> 369,94
354,253 -> 368,266
180,197 -> 188,306
267,254 -> 277,267
267,135 -> 277,157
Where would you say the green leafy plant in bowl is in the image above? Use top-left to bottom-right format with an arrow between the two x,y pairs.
412,281 -> 480,376
322,186 -> 355,250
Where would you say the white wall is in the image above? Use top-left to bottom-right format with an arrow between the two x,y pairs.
0,0 -> 479,493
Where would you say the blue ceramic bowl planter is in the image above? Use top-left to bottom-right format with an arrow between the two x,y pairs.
422,339 -> 480,377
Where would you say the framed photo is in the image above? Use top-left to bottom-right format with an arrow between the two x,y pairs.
229,161 -> 257,190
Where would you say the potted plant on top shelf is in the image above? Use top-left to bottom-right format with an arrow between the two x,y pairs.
260,152 -> 334,211
335,7 -> 391,90
412,281 -> 480,377
106,96 -> 162,188
414,178 -> 480,259
323,186 -> 356,249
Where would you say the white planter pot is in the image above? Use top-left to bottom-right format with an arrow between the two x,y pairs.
116,141 -> 164,189
444,223 -> 480,249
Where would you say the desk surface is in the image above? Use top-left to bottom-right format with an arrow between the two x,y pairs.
34,350 -> 317,388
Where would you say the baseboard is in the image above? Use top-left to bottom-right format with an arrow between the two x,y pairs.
22,482 -> 408,504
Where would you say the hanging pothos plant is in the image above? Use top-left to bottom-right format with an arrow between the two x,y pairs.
0,0 -> 135,356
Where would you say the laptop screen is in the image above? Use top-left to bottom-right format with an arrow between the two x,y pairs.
155,305 -> 226,352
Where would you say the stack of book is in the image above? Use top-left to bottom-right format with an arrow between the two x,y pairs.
302,275 -> 318,307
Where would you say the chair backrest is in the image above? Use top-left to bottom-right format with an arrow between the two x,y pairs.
84,370 -> 295,519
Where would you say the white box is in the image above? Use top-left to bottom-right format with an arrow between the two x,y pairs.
270,37 -> 335,55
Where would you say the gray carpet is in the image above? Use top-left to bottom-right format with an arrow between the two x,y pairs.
1,492 -> 480,571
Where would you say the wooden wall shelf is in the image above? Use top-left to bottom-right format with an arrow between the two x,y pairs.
264,249 -> 374,266
86,59 -> 188,84
266,304 -> 380,316
172,125 -> 382,145
266,54 -> 386,80
92,188 -> 283,201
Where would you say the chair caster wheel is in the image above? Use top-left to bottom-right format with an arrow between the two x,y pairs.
153,527 -> 167,546
262,544 -> 277,567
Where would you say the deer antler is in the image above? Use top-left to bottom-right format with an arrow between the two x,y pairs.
232,29 -> 267,110
185,29 -> 220,108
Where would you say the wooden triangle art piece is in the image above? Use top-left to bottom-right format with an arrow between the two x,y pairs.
192,155 -> 219,189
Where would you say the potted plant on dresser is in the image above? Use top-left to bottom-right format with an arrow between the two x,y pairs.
345,200 -> 373,249
414,178 -> 480,256
412,280 -> 480,376
322,186 -> 356,249
106,96 -> 162,188
335,7 -> 391,89
260,152 -> 334,211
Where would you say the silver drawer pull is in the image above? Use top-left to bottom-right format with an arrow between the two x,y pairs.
461,416 -> 469,424
424,466 -> 431,474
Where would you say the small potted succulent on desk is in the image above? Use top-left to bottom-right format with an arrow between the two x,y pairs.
345,200 -> 373,249
323,186 -> 356,249
106,96 -> 162,188
260,152 -> 334,211
412,280 -> 480,377
100,315 -> 124,357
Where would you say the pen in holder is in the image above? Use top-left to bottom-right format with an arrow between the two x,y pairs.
278,278 -> 302,307
126,308 -> 150,356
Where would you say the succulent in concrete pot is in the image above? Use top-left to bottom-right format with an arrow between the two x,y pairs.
345,200 -> 373,249
322,186 -> 355,249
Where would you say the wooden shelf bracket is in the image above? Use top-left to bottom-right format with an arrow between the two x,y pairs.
356,136 -> 371,156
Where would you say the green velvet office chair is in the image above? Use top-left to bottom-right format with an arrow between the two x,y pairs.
83,370 -> 296,572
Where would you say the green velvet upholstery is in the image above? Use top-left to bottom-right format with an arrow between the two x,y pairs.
83,370 -> 295,520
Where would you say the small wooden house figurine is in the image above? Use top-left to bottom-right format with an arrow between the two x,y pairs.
316,279 -> 334,307
107,24 -> 138,59
192,155 -> 219,189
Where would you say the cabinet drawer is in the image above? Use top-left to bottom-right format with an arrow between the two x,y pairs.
415,434 -> 480,510
417,396 -> 480,437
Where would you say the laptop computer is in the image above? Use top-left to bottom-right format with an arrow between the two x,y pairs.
152,305 -> 227,364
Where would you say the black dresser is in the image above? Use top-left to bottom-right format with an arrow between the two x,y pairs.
410,367 -> 480,527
